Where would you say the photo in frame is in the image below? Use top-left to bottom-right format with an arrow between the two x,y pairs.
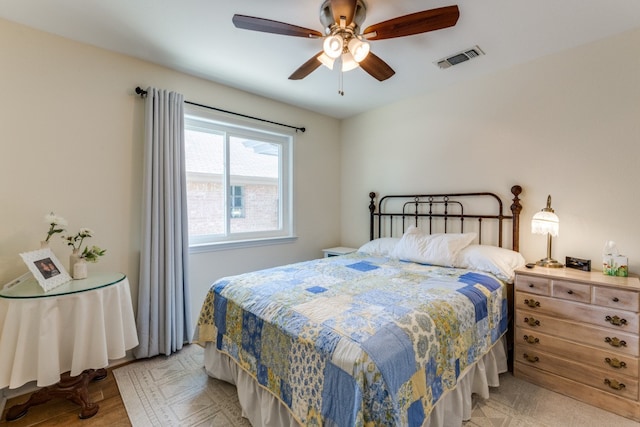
20,248 -> 71,291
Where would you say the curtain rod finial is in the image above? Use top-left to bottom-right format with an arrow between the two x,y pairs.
135,86 -> 148,97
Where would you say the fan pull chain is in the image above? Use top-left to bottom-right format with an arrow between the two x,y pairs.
338,71 -> 345,96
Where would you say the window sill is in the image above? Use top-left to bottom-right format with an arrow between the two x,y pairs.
189,236 -> 298,254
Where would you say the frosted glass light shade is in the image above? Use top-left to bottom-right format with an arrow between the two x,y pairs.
318,53 -> 335,70
348,38 -> 370,62
340,52 -> 359,71
323,35 -> 343,59
531,194 -> 562,268
531,211 -> 559,237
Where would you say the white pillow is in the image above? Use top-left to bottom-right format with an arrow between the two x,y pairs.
391,226 -> 476,267
357,237 -> 400,256
455,244 -> 526,282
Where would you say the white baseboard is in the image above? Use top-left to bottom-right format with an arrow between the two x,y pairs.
0,394 -> 5,419
109,351 -> 136,368
0,381 -> 39,415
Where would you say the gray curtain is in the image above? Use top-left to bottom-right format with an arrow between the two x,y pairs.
134,87 -> 192,358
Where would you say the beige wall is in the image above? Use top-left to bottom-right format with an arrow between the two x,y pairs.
341,28 -> 640,273
0,18 -> 341,328
2,16 -> 639,333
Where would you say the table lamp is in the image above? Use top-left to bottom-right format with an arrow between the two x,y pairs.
531,195 -> 563,268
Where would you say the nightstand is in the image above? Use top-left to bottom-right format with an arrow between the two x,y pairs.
322,247 -> 357,258
514,266 -> 640,422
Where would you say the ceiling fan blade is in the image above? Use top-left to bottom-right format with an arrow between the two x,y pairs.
359,52 -> 395,81
362,5 -> 460,40
233,14 -> 323,38
330,0 -> 358,26
289,52 -> 324,80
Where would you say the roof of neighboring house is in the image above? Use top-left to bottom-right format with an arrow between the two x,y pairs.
185,130 -> 278,178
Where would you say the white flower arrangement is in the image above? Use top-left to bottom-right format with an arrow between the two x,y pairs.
63,227 -> 107,262
63,227 -> 94,251
42,212 -> 107,265
44,212 -> 67,242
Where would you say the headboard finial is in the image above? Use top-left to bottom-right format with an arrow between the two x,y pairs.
369,192 -> 377,240
369,193 -> 376,213
510,185 -> 522,252
511,185 -> 522,197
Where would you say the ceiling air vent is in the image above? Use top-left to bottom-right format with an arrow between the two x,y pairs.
435,46 -> 484,69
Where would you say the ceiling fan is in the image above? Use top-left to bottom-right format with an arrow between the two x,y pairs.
232,0 -> 460,82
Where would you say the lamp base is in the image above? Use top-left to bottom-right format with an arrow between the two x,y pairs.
536,258 -> 564,268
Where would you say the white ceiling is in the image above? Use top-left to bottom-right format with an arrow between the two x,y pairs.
2,1 -> 639,119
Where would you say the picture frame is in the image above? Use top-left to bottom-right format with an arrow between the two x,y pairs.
20,248 -> 71,292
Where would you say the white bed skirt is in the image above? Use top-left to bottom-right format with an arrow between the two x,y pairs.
203,337 -> 508,427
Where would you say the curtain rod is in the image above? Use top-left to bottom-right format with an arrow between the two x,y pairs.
135,87 -> 306,133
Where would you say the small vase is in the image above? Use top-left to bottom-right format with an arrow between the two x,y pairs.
69,249 -> 81,275
73,259 -> 88,280
40,240 -> 49,249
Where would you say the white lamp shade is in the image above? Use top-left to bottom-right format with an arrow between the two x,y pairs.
323,35 -> 343,59
340,52 -> 359,71
317,53 -> 335,70
348,38 -> 370,62
531,211 -> 559,237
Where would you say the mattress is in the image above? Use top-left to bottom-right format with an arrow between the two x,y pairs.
195,253 -> 509,426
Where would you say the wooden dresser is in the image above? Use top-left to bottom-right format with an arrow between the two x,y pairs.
514,266 -> 640,421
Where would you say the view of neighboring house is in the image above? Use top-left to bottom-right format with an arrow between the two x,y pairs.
185,129 -> 280,237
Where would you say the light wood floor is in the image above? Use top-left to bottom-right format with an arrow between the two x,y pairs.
0,367 -> 131,427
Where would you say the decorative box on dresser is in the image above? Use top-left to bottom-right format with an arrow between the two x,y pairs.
514,266 -> 640,422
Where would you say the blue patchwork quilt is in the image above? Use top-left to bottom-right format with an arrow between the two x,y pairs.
196,253 -> 507,426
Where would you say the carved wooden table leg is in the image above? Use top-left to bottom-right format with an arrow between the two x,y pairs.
5,368 -> 108,421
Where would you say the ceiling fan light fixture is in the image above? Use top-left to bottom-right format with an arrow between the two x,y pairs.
317,52 -> 335,70
348,37 -> 370,62
323,35 -> 343,59
234,2 -> 459,82
340,52 -> 359,72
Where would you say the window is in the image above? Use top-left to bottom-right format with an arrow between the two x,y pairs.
184,105 -> 294,250
230,185 -> 245,218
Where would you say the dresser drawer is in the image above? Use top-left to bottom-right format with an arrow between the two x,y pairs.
515,274 -> 550,296
515,326 -> 639,377
594,286 -> 640,312
515,292 -> 640,333
552,280 -> 591,303
515,350 -> 639,401
515,310 -> 640,357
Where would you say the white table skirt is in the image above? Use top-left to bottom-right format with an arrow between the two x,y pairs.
0,277 -> 138,389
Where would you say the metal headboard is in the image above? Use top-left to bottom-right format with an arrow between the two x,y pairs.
369,185 -> 523,251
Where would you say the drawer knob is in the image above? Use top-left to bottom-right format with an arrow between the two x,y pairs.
605,357 -> 627,369
523,335 -> 539,344
524,299 -> 540,308
605,337 -> 627,348
604,378 -> 626,391
612,297 -> 620,302
524,317 -> 540,327
567,290 -> 574,295
528,283 -> 535,288
523,353 -> 539,363
605,315 -> 628,327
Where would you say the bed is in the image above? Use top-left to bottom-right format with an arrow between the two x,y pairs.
195,185 -> 524,426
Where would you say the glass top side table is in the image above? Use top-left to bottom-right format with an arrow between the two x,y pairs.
0,271 -> 134,420
0,271 -> 125,299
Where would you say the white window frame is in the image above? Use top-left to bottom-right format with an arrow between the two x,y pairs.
184,104 -> 295,253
